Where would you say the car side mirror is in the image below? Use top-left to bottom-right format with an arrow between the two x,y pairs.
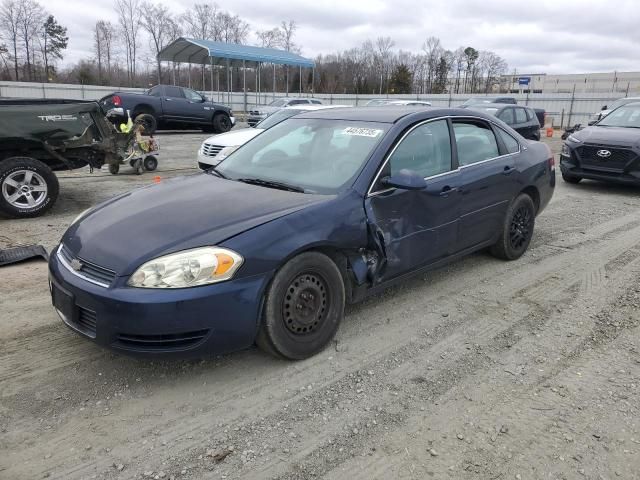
381,169 -> 427,190
601,105 -> 607,110
200,96 -> 207,103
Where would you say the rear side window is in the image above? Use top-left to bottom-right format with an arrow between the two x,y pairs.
310,100 -> 322,104
164,86 -> 184,98
525,108 -> 534,121
497,108 -> 514,125
515,108 -> 528,123
387,119 -> 452,178
453,121 -> 500,166
496,128 -> 520,154
499,98 -> 517,104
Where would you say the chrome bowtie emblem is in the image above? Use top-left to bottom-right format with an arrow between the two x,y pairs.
70,259 -> 83,271
597,149 -> 612,158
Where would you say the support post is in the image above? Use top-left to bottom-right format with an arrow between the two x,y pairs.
210,57 -> 214,100
243,60 -> 247,114
273,64 -> 276,101
312,67 -> 315,95
299,66 -> 302,94
188,63 -> 191,88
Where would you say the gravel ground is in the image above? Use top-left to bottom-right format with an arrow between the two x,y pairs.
1,130 -> 639,480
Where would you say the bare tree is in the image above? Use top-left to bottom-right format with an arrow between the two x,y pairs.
17,0 -> 43,80
114,0 -> 142,86
141,2 -> 179,83
181,3 -> 216,40
279,20 -> 297,94
422,36 -> 441,93
0,0 -> 21,80
375,36 -> 394,94
94,21 -> 115,84
256,27 -> 282,48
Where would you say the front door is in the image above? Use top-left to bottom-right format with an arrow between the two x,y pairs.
365,119 -> 461,280
161,86 -> 207,122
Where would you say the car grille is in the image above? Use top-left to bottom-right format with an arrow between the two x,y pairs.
201,143 -> 223,158
75,306 -> 97,337
58,245 -> 116,287
113,330 -> 209,351
577,145 -> 637,172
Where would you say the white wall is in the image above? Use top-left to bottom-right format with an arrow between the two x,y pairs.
0,81 -> 625,127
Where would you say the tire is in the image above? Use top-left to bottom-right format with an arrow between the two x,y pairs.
212,113 -> 232,133
144,155 -> 158,171
109,163 -> 120,175
490,193 -> 536,261
134,113 -> 157,134
0,157 -> 59,219
562,173 -> 582,184
256,252 -> 345,360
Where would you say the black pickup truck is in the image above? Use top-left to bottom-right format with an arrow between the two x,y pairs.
100,85 -> 235,134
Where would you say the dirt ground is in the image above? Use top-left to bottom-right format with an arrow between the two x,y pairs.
1,130 -> 639,480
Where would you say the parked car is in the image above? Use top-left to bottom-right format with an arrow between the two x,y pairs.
364,99 -> 391,106
383,100 -> 432,107
588,96 -> 640,125
100,85 -> 235,134
461,96 -> 545,127
466,104 -> 541,140
246,97 -> 323,126
560,102 -> 640,186
49,107 -> 554,360
197,105 -> 347,169
0,99 -> 131,219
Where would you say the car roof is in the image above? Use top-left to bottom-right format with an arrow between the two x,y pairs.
285,104 -> 347,111
294,106 -> 493,123
467,103 -> 530,109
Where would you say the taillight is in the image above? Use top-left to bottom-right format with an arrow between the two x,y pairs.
112,95 -> 122,107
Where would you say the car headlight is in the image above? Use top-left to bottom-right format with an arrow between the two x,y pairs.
128,247 -> 243,288
567,134 -> 582,143
216,145 -> 238,161
561,144 -> 570,156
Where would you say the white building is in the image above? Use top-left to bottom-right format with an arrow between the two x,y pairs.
500,71 -> 640,94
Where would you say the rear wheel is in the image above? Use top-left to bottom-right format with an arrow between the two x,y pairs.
256,252 -> 345,360
144,155 -> 158,171
562,173 -> 582,184
490,193 -> 536,261
212,113 -> 232,133
108,163 -> 120,175
134,113 -> 157,134
0,157 -> 59,219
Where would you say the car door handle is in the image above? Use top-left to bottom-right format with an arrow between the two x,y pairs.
439,186 -> 458,196
502,166 -> 516,175
164,98 -> 172,101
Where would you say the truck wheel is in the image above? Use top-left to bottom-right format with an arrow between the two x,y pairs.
256,252 -> 345,360
0,157 -> 59,219
134,113 -> 157,134
213,113 -> 232,133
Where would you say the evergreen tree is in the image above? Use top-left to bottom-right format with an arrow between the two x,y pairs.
42,14 -> 67,81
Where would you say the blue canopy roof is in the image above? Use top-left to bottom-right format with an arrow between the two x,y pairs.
158,38 -> 315,68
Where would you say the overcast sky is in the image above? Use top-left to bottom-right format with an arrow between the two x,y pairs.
47,0 -> 640,74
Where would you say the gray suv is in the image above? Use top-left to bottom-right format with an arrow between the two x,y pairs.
247,97 -> 322,126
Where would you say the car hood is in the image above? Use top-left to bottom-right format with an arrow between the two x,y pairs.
570,126 -> 640,146
202,128 -> 264,147
63,174 -> 331,275
253,106 -> 280,115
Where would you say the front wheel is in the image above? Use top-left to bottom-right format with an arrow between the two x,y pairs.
490,193 -> 536,261
256,252 -> 345,360
212,113 -> 232,133
0,157 -> 59,219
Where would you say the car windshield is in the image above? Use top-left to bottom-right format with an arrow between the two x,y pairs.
254,108 -> 304,129
216,118 -> 389,194
468,107 -> 499,116
268,99 -> 288,107
365,99 -> 389,106
597,105 -> 640,128
462,97 -> 491,106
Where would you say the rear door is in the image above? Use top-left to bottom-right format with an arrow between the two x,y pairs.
513,107 -> 535,139
365,119 -> 461,280
454,118 -> 519,251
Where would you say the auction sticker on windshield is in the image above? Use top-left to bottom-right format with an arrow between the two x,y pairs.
342,127 -> 383,137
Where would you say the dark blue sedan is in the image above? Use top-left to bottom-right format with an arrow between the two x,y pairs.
49,107 -> 555,360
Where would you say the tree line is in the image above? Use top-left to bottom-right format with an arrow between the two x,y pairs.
0,0 -> 509,95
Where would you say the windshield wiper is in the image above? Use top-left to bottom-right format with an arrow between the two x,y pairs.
236,177 -> 305,193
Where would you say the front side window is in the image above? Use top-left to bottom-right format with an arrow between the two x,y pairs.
453,121 -> 500,166
269,99 -> 287,107
164,86 -> 184,98
387,119 -> 452,178
184,88 -> 203,102
148,86 -> 161,97
288,100 -> 308,105
217,119 -> 389,194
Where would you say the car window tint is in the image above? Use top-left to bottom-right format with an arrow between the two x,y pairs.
164,86 -> 184,98
496,128 -> 520,154
184,88 -> 202,102
148,86 -> 161,97
453,121 -> 500,166
387,119 -> 452,178
310,100 -> 322,104
289,100 -> 307,105
515,108 -> 528,123
497,108 -> 514,124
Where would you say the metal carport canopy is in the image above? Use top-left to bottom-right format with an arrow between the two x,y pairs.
158,38 -> 315,68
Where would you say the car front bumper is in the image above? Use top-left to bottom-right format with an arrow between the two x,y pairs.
197,151 -> 219,169
560,154 -> 640,186
49,247 -> 271,358
246,114 -> 266,126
